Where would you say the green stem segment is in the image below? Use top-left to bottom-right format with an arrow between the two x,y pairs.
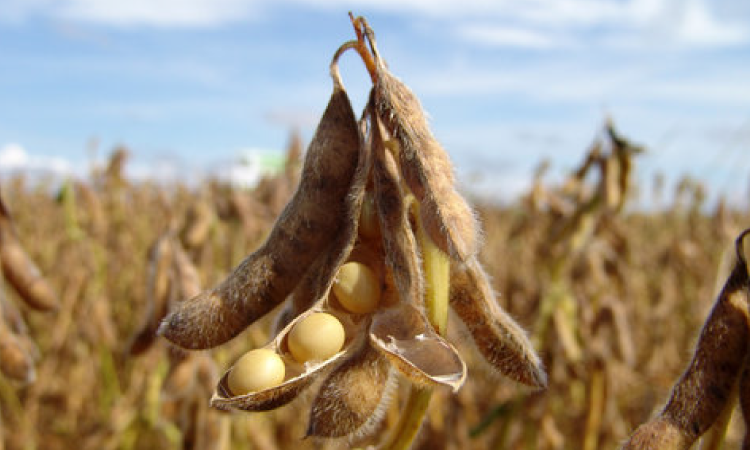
384,204 -> 450,450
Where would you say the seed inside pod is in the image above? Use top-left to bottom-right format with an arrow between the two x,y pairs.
288,313 -> 345,363
228,349 -> 286,395
332,262 -> 381,314
359,192 -> 380,239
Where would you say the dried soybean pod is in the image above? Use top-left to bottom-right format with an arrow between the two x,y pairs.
180,200 -> 214,251
740,361 -> 750,449
0,318 -> 35,384
371,110 -> 423,307
621,418 -> 693,450
449,258 -> 547,388
307,342 -> 393,438
371,54 -> 478,262
160,83 -> 362,350
172,239 -> 202,300
0,193 -> 58,311
130,233 -> 174,355
622,254 -> 750,449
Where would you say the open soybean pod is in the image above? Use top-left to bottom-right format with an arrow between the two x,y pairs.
160,81 -> 363,350
211,296 -> 362,412
214,127 -> 372,411
369,302 -> 466,392
622,229 -> 750,449
370,49 -> 479,263
449,258 -> 547,389
0,193 -> 58,312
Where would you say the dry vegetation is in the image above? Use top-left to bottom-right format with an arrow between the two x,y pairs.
1,17 -> 749,450
0,121 -> 745,450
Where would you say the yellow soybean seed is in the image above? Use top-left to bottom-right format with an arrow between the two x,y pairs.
228,349 -> 285,395
288,313 -> 345,363
332,262 -> 381,314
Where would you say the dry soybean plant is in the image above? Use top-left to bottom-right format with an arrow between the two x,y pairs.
159,15 -> 546,449
0,188 -> 58,385
622,228 -> 750,450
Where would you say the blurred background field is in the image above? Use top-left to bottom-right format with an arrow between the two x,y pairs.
2,1 -> 750,449
0,125 -> 748,449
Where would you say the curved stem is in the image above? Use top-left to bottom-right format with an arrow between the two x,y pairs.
330,40 -> 358,89
348,12 -> 378,84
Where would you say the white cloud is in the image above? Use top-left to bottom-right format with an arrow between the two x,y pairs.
676,0 -> 750,45
455,24 -> 573,49
3,0 -> 747,48
1,0 -> 747,49
448,0 -> 750,49
0,143 -> 29,168
0,143 -> 73,176
0,0 -> 258,28
59,0 -> 257,27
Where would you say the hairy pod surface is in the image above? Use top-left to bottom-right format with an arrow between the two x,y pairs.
623,247 -> 750,449
621,418 -> 693,450
659,265 -> 750,442
160,85 -> 362,349
211,122 -> 372,411
740,362 -> 750,449
373,64 -> 479,262
371,115 -> 423,308
307,342 -> 392,438
449,258 -> 547,388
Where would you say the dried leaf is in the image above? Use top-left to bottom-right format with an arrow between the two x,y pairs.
160,85 -> 362,350
370,303 -> 466,391
449,258 -> 547,388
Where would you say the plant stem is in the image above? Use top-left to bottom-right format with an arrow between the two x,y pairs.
384,207 -> 450,450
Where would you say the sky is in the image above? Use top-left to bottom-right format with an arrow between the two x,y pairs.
0,0 -> 749,205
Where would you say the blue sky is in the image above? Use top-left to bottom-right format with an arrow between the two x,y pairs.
0,0 -> 749,204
